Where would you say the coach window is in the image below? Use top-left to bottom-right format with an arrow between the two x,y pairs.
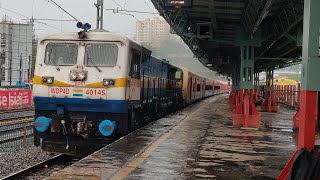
175,71 -> 182,80
197,84 -> 201,91
85,44 -> 118,66
130,51 -> 141,79
45,43 -> 77,65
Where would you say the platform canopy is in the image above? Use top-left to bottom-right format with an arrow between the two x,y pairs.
151,0 -> 306,76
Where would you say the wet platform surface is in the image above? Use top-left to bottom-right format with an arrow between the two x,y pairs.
48,95 -> 302,180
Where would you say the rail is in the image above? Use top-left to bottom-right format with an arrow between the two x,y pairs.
0,154 -> 77,180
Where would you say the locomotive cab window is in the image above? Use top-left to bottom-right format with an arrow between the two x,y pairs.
85,44 -> 118,66
45,43 -> 77,65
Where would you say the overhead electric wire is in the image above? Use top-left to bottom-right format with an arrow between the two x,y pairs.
108,0 -> 144,23
106,8 -> 159,15
32,0 -> 36,17
34,0 -> 50,19
0,7 -> 29,19
111,0 -> 125,9
123,0 -> 128,9
117,12 -> 141,22
22,18 -> 76,22
143,0 -> 156,13
0,6 -> 60,31
49,0 -> 79,22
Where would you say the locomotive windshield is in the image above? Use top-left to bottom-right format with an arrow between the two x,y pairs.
85,44 -> 118,67
44,43 -> 77,65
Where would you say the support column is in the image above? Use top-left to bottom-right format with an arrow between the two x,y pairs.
254,73 -> 259,89
233,46 -> 260,129
293,83 -> 301,129
261,67 -> 278,112
229,68 -> 240,109
253,72 -> 260,101
277,0 -> 320,179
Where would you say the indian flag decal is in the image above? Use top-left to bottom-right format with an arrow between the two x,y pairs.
73,89 -> 83,97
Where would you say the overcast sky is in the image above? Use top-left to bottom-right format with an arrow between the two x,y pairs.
0,0 -> 159,37
0,0 -> 231,80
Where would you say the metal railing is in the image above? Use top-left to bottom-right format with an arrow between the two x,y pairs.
0,118 -> 34,152
274,83 -> 301,109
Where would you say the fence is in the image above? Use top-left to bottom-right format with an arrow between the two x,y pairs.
0,118 -> 34,152
274,83 -> 301,109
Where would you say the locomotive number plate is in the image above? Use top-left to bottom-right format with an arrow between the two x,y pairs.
85,89 -> 106,96
48,87 -> 106,99
49,87 -> 71,96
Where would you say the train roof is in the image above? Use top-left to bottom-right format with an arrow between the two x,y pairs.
40,30 -> 126,42
38,30 -> 151,54
38,30 -> 217,74
179,67 -> 213,81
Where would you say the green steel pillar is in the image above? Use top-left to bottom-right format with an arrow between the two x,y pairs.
278,0 -> 320,178
300,0 -> 320,91
265,67 -> 274,92
240,46 -> 254,89
233,45 -> 260,128
232,67 -> 240,90
229,67 -> 240,109
298,0 -> 320,150
254,73 -> 260,90
261,66 -> 278,112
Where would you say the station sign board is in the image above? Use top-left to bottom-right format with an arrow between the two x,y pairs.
0,90 -> 32,108
164,0 -> 193,8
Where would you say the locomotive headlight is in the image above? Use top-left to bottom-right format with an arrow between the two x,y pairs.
42,77 -> 54,84
46,77 -> 54,84
70,71 -> 77,81
77,71 -> 87,80
70,70 -> 87,81
103,79 -> 115,86
42,77 -> 47,83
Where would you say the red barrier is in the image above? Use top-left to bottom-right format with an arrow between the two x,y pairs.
274,84 -> 300,109
0,90 -> 32,108
233,89 -> 260,129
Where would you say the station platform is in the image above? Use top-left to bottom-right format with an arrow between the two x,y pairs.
47,95 -> 300,180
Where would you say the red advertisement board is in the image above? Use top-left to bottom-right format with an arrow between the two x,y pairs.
0,90 -> 32,108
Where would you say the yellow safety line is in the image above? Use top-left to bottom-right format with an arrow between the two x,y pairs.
110,103 -> 204,180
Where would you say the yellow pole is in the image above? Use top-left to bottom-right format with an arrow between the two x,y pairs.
23,122 -> 27,147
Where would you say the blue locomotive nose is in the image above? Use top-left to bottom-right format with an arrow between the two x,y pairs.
35,116 -> 52,132
99,120 -> 116,136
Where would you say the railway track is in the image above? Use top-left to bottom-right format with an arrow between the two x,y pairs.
0,107 -> 34,114
1,154 -> 77,180
0,107 -> 34,121
0,107 -> 35,143
0,109 -> 35,152
0,111 -> 34,121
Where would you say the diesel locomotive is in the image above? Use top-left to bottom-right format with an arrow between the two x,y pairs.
33,29 -> 229,155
